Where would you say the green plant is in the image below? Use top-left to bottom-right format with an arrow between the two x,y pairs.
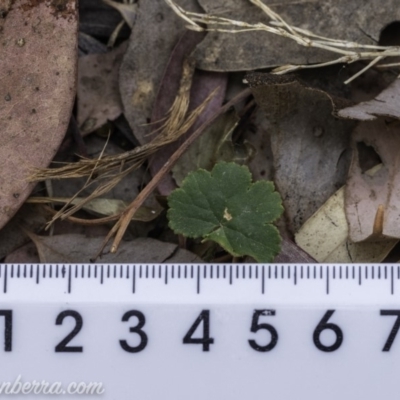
167,162 -> 283,262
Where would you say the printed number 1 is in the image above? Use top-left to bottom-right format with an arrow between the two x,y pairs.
0,310 -> 12,352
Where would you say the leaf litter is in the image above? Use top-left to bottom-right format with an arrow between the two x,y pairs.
3,0 -> 400,263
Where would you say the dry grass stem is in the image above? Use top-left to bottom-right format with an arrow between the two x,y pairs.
165,0 -> 400,82
30,62 -> 215,226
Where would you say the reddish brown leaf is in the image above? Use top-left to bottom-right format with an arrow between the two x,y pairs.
0,0 -> 78,229
150,59 -> 228,194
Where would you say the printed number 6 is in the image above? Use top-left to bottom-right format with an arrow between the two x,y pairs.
313,310 -> 343,352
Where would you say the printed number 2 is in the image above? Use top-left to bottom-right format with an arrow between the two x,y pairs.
55,310 -> 83,353
183,310 -> 214,351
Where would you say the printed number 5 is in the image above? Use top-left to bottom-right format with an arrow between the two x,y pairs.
248,309 -> 278,352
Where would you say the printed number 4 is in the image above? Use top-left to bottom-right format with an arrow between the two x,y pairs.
183,310 -> 214,352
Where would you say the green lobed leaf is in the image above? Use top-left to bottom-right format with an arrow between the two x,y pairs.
167,162 -> 283,262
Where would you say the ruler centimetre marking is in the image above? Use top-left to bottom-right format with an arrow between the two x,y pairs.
0,264 -> 398,296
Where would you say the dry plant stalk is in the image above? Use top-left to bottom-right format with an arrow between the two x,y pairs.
165,0 -> 400,84
93,88 -> 252,260
29,58 -> 210,225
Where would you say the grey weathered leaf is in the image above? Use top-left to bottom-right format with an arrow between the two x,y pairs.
192,0 -> 400,71
28,234 -> 201,263
339,78 -> 400,121
246,73 -> 355,233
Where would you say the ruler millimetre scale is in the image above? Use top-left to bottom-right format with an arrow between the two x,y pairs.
0,264 -> 399,399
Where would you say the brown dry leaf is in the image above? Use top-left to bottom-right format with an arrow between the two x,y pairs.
27,234 -> 201,263
339,77 -> 400,121
345,119 -> 400,242
0,204 -> 49,260
192,0 -> 400,72
119,0 -> 202,145
246,72 -> 355,233
78,41 -> 128,135
4,242 -> 39,263
0,0 -> 78,229
296,186 -> 398,263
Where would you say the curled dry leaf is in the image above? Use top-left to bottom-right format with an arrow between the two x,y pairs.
246,72 -> 355,233
296,186 -> 398,263
78,41 -> 128,135
339,78 -> 400,121
0,0 -> 78,229
345,119 -> 400,242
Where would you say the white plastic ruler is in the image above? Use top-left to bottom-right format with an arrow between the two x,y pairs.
0,263 -> 399,399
